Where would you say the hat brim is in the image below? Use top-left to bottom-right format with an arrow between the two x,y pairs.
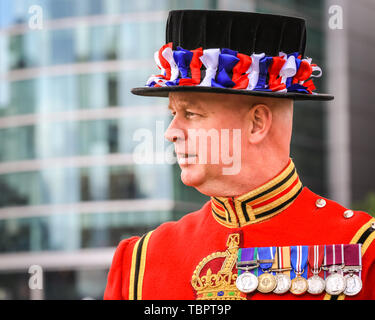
131,86 -> 334,101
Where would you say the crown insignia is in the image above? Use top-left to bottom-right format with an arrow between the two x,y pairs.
191,233 -> 246,300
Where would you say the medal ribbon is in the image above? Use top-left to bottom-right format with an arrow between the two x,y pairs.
290,245 -> 308,279
343,244 -> 362,277
307,245 -> 324,277
324,244 -> 344,277
257,246 -> 276,276
276,246 -> 291,277
237,247 -> 258,276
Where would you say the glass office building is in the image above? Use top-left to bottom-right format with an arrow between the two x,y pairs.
0,0 -> 330,299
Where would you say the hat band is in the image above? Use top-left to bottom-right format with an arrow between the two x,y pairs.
146,42 -> 323,95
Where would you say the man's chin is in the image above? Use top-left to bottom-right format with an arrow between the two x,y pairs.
180,167 -> 206,187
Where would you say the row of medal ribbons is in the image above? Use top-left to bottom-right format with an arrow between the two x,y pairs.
236,244 -> 362,296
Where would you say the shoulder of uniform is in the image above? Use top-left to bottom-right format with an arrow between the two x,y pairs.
350,216 -> 375,253
110,236 -> 140,266
300,188 -> 374,240
104,235 -> 140,300
147,200 -> 211,240
122,201 -> 210,300
303,187 -> 372,223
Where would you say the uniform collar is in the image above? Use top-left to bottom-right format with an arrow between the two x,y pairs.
210,159 -> 302,228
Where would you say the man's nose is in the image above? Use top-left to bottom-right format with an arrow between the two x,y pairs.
164,118 -> 186,143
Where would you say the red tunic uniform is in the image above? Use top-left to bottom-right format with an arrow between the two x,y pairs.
104,160 -> 375,300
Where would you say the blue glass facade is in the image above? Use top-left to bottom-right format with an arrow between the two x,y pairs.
0,0 -> 211,299
0,0 -> 328,299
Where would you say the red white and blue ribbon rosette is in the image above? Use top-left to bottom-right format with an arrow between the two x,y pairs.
146,42 -> 323,95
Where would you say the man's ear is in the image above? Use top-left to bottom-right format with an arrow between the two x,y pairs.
247,104 -> 273,144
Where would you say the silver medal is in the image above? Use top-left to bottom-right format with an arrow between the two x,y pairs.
307,275 -> 325,295
273,273 -> 291,294
235,271 -> 258,293
343,274 -> 362,296
325,273 -> 346,295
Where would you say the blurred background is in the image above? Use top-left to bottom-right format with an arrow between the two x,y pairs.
0,0 -> 374,299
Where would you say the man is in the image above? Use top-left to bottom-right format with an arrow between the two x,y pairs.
104,10 -> 375,300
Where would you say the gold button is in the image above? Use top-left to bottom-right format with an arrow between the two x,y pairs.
315,198 -> 326,208
343,210 -> 354,219
371,222 -> 375,230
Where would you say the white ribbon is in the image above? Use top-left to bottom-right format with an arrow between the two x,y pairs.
311,65 -> 322,78
279,51 -> 288,61
280,54 -> 297,85
198,48 -> 220,87
303,57 -> 312,64
161,47 -> 179,81
146,49 -> 173,86
146,75 -> 168,87
154,50 -> 166,77
303,57 -> 322,78
246,53 -> 265,90
266,52 -> 288,93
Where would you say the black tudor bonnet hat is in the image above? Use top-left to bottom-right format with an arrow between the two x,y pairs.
131,10 -> 334,101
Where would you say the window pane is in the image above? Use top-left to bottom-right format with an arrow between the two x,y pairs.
0,210 -> 172,253
0,164 -> 172,206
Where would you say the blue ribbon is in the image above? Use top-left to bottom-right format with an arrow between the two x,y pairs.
286,53 -> 311,93
285,52 -> 300,90
253,56 -> 273,91
257,246 -> 276,276
173,46 -> 193,79
290,245 -> 308,279
211,48 -> 239,88
221,48 -> 238,56
287,83 -> 310,93
165,79 -> 180,86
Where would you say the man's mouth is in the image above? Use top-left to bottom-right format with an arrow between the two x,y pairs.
176,153 -> 198,165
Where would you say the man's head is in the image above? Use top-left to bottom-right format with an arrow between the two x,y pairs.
165,92 -> 294,197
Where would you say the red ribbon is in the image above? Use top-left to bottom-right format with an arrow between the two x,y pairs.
292,60 -> 313,84
302,79 -> 316,93
179,47 -> 203,86
268,56 -> 287,91
158,42 -> 173,80
307,245 -> 324,278
232,53 -> 252,89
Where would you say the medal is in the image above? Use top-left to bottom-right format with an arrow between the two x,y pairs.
307,275 -> 326,294
258,272 -> 277,293
257,247 -> 277,293
236,247 -> 259,293
344,273 -> 362,296
290,245 -> 308,295
325,272 -> 346,295
323,244 -> 346,295
307,245 -> 325,295
273,246 -> 292,294
236,269 -> 259,293
274,273 -> 292,294
343,244 -> 362,296
290,275 -> 308,295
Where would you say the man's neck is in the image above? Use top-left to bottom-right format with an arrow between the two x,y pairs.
198,156 -> 291,198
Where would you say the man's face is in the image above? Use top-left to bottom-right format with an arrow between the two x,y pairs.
165,92 -> 249,192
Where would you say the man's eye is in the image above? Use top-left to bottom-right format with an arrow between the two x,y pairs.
185,111 -> 197,118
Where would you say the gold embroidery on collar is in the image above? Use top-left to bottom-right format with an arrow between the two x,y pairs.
211,160 -> 302,228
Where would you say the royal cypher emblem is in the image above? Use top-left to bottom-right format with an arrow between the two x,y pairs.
191,233 -> 246,300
